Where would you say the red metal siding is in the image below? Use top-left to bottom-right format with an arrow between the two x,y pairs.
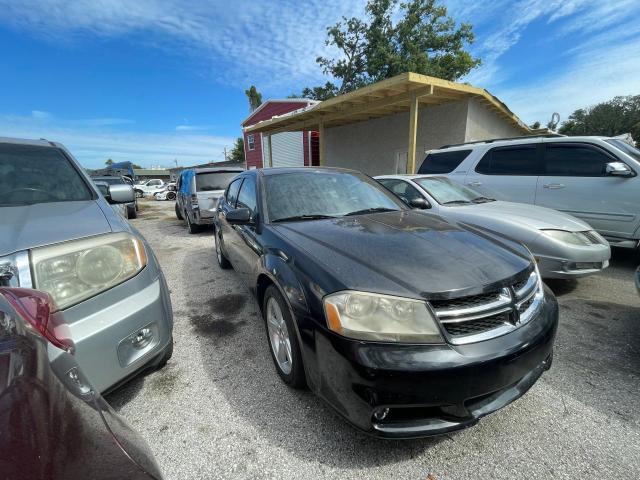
310,131 -> 320,166
242,101 -> 311,127
244,131 -> 263,169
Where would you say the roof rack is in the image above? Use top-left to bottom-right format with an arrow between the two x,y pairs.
439,133 -> 566,149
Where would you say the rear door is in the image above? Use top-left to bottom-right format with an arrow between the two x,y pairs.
463,142 -> 542,203
195,171 -> 241,218
535,142 -> 640,240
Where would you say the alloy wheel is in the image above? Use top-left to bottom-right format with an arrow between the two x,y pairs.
266,297 -> 293,375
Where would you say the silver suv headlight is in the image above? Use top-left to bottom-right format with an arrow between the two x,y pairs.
323,290 -> 443,343
31,233 -> 147,309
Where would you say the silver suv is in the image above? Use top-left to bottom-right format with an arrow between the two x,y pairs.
0,137 -> 173,393
420,135 -> 640,248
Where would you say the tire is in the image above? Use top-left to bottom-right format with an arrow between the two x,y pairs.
262,285 -> 306,389
186,214 -> 202,234
155,338 -> 173,370
127,204 -> 137,219
175,203 -> 183,220
215,229 -> 232,269
167,192 -> 176,201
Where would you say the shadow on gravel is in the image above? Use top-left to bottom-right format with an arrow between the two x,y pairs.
545,279 -> 578,297
181,246 -> 444,469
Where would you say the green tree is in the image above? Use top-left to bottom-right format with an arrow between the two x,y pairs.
245,86 -> 263,112
105,158 -> 114,166
229,137 -> 244,163
529,121 -> 541,129
303,0 -> 480,100
559,96 -> 640,140
131,163 -> 142,169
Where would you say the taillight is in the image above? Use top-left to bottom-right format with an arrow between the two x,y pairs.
191,194 -> 199,208
0,288 -> 75,353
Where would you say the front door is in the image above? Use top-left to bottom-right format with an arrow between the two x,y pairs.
218,178 -> 243,266
535,142 -> 640,240
230,175 -> 262,284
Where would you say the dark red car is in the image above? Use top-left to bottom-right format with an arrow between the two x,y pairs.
0,287 -> 163,480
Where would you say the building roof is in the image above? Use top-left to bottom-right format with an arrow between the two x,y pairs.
244,72 -> 531,135
241,99 -> 319,126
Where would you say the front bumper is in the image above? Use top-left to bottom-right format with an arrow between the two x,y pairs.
309,286 -> 558,438
62,268 -> 174,393
535,245 -> 610,279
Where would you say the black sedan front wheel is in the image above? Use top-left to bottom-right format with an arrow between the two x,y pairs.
215,230 -> 231,269
263,285 -> 306,389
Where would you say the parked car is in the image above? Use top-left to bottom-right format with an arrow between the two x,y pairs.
213,167 -> 558,438
91,175 -> 138,218
0,137 -> 173,393
176,167 -> 243,233
154,182 -> 177,201
419,135 -> 640,249
0,287 -> 164,480
134,179 -> 166,198
94,181 -> 128,219
376,175 -> 611,279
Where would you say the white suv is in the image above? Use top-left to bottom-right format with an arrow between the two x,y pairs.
419,135 -> 640,248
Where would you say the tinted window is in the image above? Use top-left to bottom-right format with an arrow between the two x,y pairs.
476,145 -> 539,175
0,144 -> 92,206
226,178 -> 242,207
264,171 -> 403,222
196,172 -> 240,192
378,179 -> 424,205
419,150 -> 471,174
92,177 -> 124,185
543,143 -> 613,176
236,175 -> 257,217
605,139 -> 640,162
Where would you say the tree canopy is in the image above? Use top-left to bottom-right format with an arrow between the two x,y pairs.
229,137 -> 244,163
245,86 -> 263,112
302,0 -> 480,100
559,95 -> 640,141
105,158 -> 114,166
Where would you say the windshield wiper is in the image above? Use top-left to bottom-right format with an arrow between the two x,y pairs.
471,196 -> 495,203
344,207 -> 398,216
442,200 -> 472,205
272,214 -> 337,222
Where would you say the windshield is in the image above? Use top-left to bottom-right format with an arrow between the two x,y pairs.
0,143 -> 93,206
606,139 -> 640,162
414,177 -> 493,205
264,170 -> 404,222
196,172 -> 240,191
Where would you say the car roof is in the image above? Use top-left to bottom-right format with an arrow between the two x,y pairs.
256,166 -> 359,176
190,167 -> 245,174
0,136 -> 62,148
431,135 -> 614,153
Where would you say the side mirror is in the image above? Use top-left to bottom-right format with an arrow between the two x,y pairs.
606,161 -> 633,177
409,197 -> 431,209
226,207 -> 253,225
107,184 -> 135,204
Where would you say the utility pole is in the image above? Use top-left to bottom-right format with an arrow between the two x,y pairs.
223,147 -> 227,162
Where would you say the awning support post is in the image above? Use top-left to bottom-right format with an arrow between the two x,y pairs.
267,134 -> 273,167
407,92 -> 419,174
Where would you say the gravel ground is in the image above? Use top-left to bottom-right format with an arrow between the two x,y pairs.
107,199 -> 640,480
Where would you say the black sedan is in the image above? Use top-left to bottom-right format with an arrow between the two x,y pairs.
213,167 -> 558,438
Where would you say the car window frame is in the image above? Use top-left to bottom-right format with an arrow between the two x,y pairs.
235,174 -> 259,220
378,178 -> 425,205
541,141 -> 624,177
419,149 -> 472,174
225,178 -> 243,208
474,143 -> 542,176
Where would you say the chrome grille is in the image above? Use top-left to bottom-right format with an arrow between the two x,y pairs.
430,270 -> 542,345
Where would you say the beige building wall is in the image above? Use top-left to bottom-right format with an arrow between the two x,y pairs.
323,98 -> 522,176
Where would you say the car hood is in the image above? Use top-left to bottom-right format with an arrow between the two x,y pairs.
443,201 -> 591,231
0,201 -> 112,256
273,210 -> 531,299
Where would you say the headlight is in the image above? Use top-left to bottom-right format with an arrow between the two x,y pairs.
323,290 -> 443,343
541,229 -> 592,246
31,233 -> 147,309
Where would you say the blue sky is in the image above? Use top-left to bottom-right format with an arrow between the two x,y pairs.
0,0 -> 639,168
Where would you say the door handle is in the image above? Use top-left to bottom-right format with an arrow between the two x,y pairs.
543,183 -> 565,189
467,181 -> 482,187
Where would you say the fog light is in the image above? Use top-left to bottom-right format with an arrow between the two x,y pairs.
373,407 -> 390,421
132,327 -> 153,349
117,323 -> 160,367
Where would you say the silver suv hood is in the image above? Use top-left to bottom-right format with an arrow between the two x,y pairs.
0,200 -> 112,256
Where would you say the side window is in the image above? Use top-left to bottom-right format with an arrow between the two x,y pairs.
476,145 -> 539,175
247,134 -> 255,151
236,176 -> 258,218
379,179 -> 423,204
418,149 -> 471,174
226,178 -> 243,207
543,143 -> 614,176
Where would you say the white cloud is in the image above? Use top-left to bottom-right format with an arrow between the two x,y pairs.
31,110 -> 52,119
0,113 -> 235,168
0,0 -> 365,92
175,124 -> 214,131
